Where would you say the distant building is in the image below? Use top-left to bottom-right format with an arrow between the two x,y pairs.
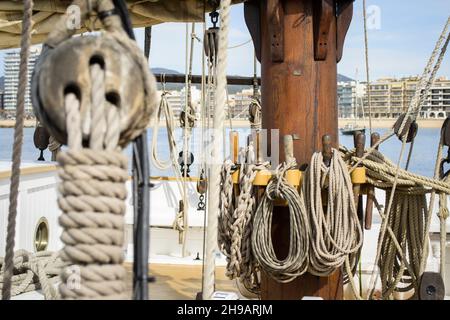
361,76 -> 450,119
230,88 -> 258,120
3,47 -> 40,112
161,85 -> 256,122
0,89 -> 4,111
422,78 -> 450,119
160,85 -> 202,121
337,81 -> 365,118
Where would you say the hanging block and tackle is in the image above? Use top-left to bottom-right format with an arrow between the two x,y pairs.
31,0 -> 158,148
33,124 -> 50,161
30,0 -> 158,300
204,4 -> 220,63
393,113 -> 419,143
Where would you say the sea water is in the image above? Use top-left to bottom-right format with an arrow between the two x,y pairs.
0,127 -> 444,178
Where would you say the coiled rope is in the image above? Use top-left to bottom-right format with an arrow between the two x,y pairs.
151,90 -> 189,241
0,250 -> 65,300
218,160 -> 235,266
251,161 -> 309,283
219,145 -> 268,292
342,142 -> 450,299
304,149 -> 363,277
377,190 -> 427,298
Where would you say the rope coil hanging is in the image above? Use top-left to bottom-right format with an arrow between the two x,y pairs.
0,250 -> 65,300
218,145 -> 268,293
251,161 -> 310,283
304,149 -> 363,277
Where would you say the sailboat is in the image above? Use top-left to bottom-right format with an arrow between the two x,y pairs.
340,122 -> 366,135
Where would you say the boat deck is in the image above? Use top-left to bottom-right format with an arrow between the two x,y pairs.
124,264 -> 242,300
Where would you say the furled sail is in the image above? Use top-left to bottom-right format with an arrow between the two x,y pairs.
0,0 -> 242,49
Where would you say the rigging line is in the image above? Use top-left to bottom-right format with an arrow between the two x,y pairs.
366,135 -> 409,299
404,20 -> 449,171
200,20 -> 207,295
181,23 -> 191,258
2,0 -> 33,301
397,17 -> 450,135
351,17 -> 450,175
203,0 -> 232,300
227,39 -> 252,49
362,0 -> 372,136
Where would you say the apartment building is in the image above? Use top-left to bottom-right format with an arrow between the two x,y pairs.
337,81 -> 366,118
3,47 -> 40,111
0,89 -> 4,111
361,76 -> 450,119
161,85 -> 202,121
230,88 -> 258,120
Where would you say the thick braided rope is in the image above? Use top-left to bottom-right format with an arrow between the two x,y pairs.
225,158 -> 268,292
2,0 -> 34,300
218,160 -> 234,260
227,161 -> 257,279
58,62 -> 128,299
304,149 -> 363,277
203,0 -> 231,300
0,250 -> 66,299
58,149 -> 128,299
344,147 -> 450,194
353,155 -> 450,194
251,161 -> 309,283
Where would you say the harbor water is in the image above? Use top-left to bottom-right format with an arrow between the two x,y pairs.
0,127 -> 445,178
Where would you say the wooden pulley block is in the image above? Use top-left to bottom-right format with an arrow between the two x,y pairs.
393,113 -> 418,143
248,99 -> 261,123
34,125 -> 50,161
33,125 -> 50,151
419,272 -> 445,300
204,27 -> 219,62
31,0 -> 158,148
441,116 -> 450,146
196,171 -> 207,194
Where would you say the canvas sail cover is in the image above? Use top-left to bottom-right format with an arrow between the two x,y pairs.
0,0 -> 242,49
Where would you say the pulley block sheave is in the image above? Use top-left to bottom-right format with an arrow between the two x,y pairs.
204,10 -> 219,62
31,1 -> 158,148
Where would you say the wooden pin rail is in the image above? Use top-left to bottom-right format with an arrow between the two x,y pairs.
153,73 -> 261,86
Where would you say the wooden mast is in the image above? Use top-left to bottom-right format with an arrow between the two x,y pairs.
245,0 -> 354,299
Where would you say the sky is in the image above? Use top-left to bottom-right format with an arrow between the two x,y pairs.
0,0 -> 449,81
